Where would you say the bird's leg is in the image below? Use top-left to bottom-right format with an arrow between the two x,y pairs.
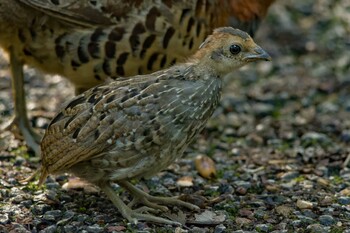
99,182 -> 182,226
1,47 -> 41,155
119,180 -> 200,211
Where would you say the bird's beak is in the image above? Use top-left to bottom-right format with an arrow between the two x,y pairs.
243,46 -> 271,62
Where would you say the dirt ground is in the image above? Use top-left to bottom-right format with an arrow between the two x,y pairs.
1,0 -> 350,232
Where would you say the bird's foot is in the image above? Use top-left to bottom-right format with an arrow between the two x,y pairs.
121,181 -> 200,211
100,183 -> 182,226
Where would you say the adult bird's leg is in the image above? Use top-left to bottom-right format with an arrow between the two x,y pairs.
118,180 -> 200,211
1,47 -> 41,155
99,182 -> 182,225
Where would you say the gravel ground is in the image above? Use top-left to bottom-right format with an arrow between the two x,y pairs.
1,0 -> 350,232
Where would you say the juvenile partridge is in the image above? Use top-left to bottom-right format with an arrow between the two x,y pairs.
0,0 -> 274,154
38,27 -> 271,225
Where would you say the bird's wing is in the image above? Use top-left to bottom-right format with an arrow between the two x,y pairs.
40,68 -> 195,175
18,0 -> 141,26
18,0 -> 194,27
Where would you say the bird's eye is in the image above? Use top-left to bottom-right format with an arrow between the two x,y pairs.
229,44 -> 241,55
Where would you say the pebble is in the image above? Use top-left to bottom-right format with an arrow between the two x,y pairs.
86,224 -> 104,233
0,213 -> 9,224
340,130 -> 350,142
319,215 -> 336,226
41,225 -> 57,233
251,103 -> 275,117
302,209 -> 317,219
217,183 -> 234,194
291,220 -> 302,227
338,197 -> 350,205
296,199 -> 313,209
63,225 -> 77,233
32,204 -> 51,215
214,224 -> 226,233
11,223 -> 29,233
298,215 -> 315,224
21,200 -> 33,208
279,171 -> 299,181
43,213 -> 56,221
233,181 -> 251,189
301,132 -> 332,147
235,217 -> 252,225
255,224 -> 270,232
45,210 -> 62,218
191,227 -> 209,233
306,224 -> 327,233
275,205 -> 293,217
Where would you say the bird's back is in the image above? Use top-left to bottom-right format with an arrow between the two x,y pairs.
0,0 -> 273,90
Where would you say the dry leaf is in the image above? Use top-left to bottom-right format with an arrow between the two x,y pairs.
194,155 -> 216,179
176,176 -> 193,187
62,177 -> 99,193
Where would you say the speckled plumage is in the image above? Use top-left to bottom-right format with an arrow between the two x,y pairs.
38,27 -> 271,225
0,0 -> 275,153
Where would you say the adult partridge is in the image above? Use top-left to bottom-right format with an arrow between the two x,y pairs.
0,0 -> 274,154
38,27 -> 271,225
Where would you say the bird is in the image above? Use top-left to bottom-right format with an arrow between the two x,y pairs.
0,0 -> 275,154
37,27 -> 271,225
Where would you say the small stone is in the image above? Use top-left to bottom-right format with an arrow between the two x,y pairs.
340,188 -> 350,196
302,209 -> 317,219
233,181 -> 251,189
64,225 -> 77,233
275,205 -> 293,217
306,224 -> 327,233
298,215 -> 315,224
317,178 -> 330,186
191,227 -> 209,233
214,224 -> 226,233
296,199 -> 313,209
320,196 -> 333,206
43,214 -> 56,221
235,217 -> 252,225
279,171 -> 299,181
86,224 -> 104,233
291,220 -> 302,227
11,223 -> 29,233
45,210 -> 62,218
255,224 -> 270,232
76,214 -> 89,222
20,200 -> 33,208
251,103 -> 274,117
265,184 -> 280,192
238,209 -> 253,218
41,225 -> 57,233
0,213 -> 9,224
32,204 -> 51,215
235,186 -> 247,195
217,184 -> 234,194
338,197 -> 350,205
301,132 -> 332,147
45,182 -> 61,189
341,130 -> 350,142
319,215 -> 335,226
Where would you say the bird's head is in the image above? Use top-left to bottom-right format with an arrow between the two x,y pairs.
191,27 -> 271,76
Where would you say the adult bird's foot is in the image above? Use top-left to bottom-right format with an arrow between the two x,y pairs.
100,183 -> 183,226
120,181 -> 200,211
